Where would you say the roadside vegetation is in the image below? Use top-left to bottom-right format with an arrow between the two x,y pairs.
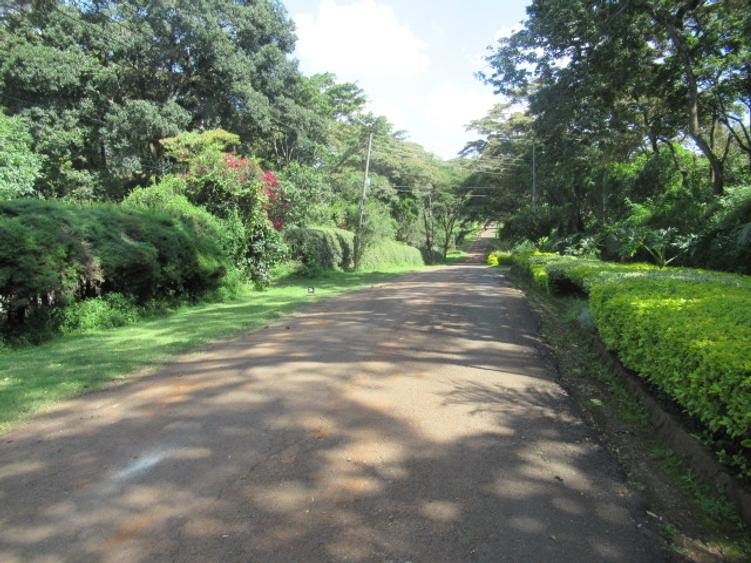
470,0 -> 751,561
497,249 -> 751,480
0,2 -> 478,350
464,1 -> 750,278
1,0 -> 749,553
0,1 -> 483,426
498,256 -> 751,560
472,2 -> 751,553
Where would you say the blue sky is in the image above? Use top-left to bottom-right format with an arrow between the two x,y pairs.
282,0 -> 530,159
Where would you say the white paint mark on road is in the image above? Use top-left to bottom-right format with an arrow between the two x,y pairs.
111,450 -> 168,482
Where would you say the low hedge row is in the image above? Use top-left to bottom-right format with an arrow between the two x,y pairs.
508,252 -> 751,476
544,258 -> 658,294
284,226 -> 424,274
0,199 -> 228,338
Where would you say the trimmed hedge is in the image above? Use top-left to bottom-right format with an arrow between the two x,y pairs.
509,251 -> 562,289
359,239 -> 424,270
284,226 -> 355,273
589,275 -> 751,441
544,258 -> 658,295
510,251 -> 751,476
487,250 -> 512,266
0,199 -> 228,337
284,226 -> 423,274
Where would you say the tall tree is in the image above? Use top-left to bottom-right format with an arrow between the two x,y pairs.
0,0 -> 324,197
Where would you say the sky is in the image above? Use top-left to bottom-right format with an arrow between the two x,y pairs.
282,0 -> 531,160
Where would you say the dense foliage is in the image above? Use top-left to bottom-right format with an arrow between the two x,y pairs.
0,1 -> 479,345
0,199 -> 227,341
284,226 -> 356,275
284,226 -> 423,275
0,111 -> 41,199
465,0 -> 750,274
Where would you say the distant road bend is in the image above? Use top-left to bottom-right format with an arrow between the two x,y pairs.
0,227 -> 664,562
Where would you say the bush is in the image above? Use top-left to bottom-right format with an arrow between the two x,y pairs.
691,185 -> 751,275
544,258 -> 657,295
161,129 -> 287,286
487,250 -> 512,266
123,176 -> 246,265
589,273 -> 751,476
358,239 -> 424,270
284,226 -> 355,275
284,227 -> 423,275
61,293 -> 141,334
0,199 -> 228,339
500,204 -> 565,244
511,250 -> 751,477
509,250 -> 561,288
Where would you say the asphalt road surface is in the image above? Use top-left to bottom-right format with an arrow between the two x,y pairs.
0,228 -> 665,562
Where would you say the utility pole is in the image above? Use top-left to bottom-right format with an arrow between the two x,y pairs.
531,142 -> 537,206
354,130 -> 373,270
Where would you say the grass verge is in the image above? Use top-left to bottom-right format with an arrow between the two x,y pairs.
0,265 -> 423,432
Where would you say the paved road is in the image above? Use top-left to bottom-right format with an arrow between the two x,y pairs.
0,229 -> 664,562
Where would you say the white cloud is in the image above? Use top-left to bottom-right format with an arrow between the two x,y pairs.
294,0 -> 430,78
493,24 -> 521,42
367,97 -> 410,131
409,83 -> 497,158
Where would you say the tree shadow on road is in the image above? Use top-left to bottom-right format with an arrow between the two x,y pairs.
0,261 -> 664,561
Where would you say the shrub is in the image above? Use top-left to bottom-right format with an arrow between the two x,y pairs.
589,273 -> 751,476
284,226 -> 355,275
0,199 -> 228,339
284,227 -> 423,274
487,250 -> 512,266
123,176 -> 246,264
691,185 -> 751,275
500,204 -> 564,244
359,239 -> 424,271
61,293 -> 141,334
512,250 -> 751,476
509,250 -> 561,288
161,129 -> 287,286
544,258 -> 657,295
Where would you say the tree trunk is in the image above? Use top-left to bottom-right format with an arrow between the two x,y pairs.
663,13 -> 724,195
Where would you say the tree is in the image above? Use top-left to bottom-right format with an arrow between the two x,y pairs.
0,111 -> 42,199
433,190 -> 468,260
482,0 -> 750,197
0,0 -> 324,197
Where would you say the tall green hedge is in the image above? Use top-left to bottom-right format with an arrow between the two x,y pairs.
284,226 -> 424,274
359,239 -> 424,270
284,226 -> 355,274
0,199 -> 228,337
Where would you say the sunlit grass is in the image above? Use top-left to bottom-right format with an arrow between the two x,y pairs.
0,265 -> 422,432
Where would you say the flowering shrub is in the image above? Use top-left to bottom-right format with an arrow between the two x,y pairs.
162,129 -> 288,286
261,171 -> 288,232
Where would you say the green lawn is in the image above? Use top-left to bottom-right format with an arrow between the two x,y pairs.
0,266 -> 422,432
